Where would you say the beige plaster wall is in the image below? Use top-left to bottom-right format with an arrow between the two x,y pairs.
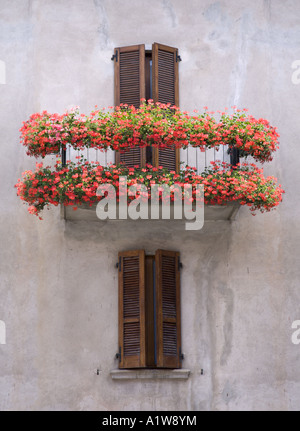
0,0 -> 299,410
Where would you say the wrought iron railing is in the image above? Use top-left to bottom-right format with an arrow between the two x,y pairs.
61,144 -> 240,172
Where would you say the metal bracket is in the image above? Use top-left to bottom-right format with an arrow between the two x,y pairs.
115,347 -> 121,362
178,256 -> 183,270
176,52 -> 182,62
111,51 -> 118,62
179,348 -> 184,361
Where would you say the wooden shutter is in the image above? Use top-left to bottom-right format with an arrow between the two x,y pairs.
114,45 -> 146,168
145,255 -> 156,368
155,249 -> 181,368
152,43 -> 180,173
118,250 -> 146,368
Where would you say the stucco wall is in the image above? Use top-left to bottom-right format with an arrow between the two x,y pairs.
0,0 -> 300,410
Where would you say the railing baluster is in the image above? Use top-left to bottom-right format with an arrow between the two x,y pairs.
63,143 -> 242,171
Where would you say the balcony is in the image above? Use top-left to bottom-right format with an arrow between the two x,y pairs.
16,104 -> 283,221
61,145 -> 241,223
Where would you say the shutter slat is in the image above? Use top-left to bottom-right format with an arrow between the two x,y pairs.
163,322 -> 178,356
152,43 -> 180,173
119,147 -> 142,167
114,45 -> 145,167
155,249 -> 181,368
124,322 -> 140,356
162,255 -> 177,321
157,48 -> 175,105
158,146 -> 177,171
118,250 -> 146,368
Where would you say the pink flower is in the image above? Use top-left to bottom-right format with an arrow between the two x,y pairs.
28,205 -> 37,215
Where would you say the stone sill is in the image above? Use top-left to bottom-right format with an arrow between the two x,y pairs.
62,202 -> 239,222
110,369 -> 191,380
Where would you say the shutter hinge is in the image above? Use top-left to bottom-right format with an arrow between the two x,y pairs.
179,348 -> 184,361
178,256 -> 183,270
115,347 -> 121,362
176,52 -> 182,62
116,257 -> 122,271
111,51 -> 118,62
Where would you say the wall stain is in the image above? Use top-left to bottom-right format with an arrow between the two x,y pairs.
162,0 -> 178,28
222,380 -> 237,405
93,0 -> 109,48
219,284 -> 234,366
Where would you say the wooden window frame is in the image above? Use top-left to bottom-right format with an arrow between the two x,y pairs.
118,249 -> 182,369
113,43 -> 180,173
118,250 -> 146,369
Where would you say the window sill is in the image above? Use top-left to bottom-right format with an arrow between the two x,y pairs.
110,369 -> 191,380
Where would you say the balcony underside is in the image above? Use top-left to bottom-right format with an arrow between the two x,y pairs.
62,202 -> 240,222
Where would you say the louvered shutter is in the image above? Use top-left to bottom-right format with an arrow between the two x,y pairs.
155,249 -> 181,368
152,43 -> 180,173
114,45 -> 146,168
118,250 -> 146,368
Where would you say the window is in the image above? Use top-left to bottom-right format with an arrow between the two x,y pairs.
117,249 -> 182,369
112,43 -> 181,173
